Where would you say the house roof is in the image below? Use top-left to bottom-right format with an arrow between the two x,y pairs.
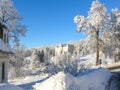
0,39 -> 13,54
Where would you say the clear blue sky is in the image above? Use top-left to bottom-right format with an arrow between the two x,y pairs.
12,0 -> 120,48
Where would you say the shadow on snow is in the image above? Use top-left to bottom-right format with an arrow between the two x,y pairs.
17,77 -> 48,90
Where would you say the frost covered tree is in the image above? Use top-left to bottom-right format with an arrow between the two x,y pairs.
0,0 -> 27,45
110,9 -> 120,57
9,44 -> 26,78
104,8 -> 120,61
31,49 -> 41,68
74,0 -> 109,65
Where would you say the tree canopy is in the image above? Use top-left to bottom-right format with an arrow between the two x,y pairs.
0,0 -> 27,45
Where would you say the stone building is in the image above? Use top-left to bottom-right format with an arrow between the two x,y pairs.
55,44 -> 74,55
0,24 -> 13,83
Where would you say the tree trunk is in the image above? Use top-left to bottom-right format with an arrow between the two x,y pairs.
96,31 -> 99,66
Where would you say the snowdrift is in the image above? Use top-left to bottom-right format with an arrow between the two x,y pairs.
33,72 -> 74,90
33,68 -> 111,90
0,83 -> 24,90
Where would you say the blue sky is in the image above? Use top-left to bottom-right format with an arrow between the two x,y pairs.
12,0 -> 120,48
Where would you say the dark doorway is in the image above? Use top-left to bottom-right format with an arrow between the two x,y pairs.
0,29 -> 3,39
2,62 -> 5,82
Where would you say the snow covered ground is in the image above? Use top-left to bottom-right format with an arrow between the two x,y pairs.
6,68 -> 112,90
0,83 -> 23,90
33,68 -> 111,90
77,53 -> 115,67
8,74 -> 48,90
77,53 -> 96,66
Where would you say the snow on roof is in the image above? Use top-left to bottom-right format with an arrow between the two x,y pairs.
33,68 -> 111,90
0,83 -> 24,90
0,39 -> 13,54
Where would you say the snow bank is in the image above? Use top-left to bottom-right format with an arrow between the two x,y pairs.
0,83 -> 24,90
33,68 -> 111,90
33,72 -> 74,90
76,68 -> 111,90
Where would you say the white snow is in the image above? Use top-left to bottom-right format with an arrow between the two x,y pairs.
33,72 -> 74,90
33,68 -> 111,90
7,53 -> 114,90
77,53 -> 114,67
0,39 -> 13,53
0,83 -> 23,90
77,53 -> 96,66
9,74 -> 48,85
76,68 -> 111,90
9,74 -> 48,90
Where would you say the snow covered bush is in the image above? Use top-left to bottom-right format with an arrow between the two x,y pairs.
44,53 -> 89,76
9,45 -> 26,78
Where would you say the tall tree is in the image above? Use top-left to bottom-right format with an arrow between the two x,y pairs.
110,9 -> 120,51
0,0 -> 27,45
108,9 -> 120,61
74,0 -> 109,65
